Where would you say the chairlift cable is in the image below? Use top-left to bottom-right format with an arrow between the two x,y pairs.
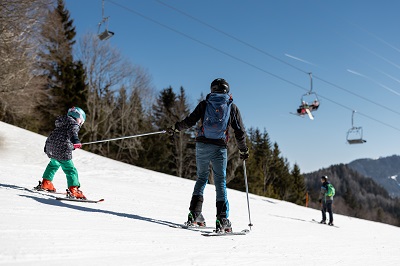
154,0 -> 400,118
106,0 -> 400,134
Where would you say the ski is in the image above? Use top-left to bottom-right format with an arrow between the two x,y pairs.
24,187 -> 67,197
56,197 -> 104,203
305,108 -> 314,120
311,219 -> 338,228
28,181 -> 67,195
27,187 -> 66,195
202,229 -> 250,237
169,223 -> 215,233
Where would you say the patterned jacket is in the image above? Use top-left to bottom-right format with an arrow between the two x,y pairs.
44,115 -> 81,161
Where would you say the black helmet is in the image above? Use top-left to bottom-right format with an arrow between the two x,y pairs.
210,78 -> 230,94
320,175 -> 328,181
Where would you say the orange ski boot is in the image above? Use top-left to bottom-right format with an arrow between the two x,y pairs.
67,186 -> 86,199
40,179 -> 56,192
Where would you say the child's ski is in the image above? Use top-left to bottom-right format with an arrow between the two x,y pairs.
25,187 -> 66,196
56,197 -> 104,203
202,229 -> 250,237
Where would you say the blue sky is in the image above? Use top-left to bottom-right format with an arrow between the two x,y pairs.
65,0 -> 400,173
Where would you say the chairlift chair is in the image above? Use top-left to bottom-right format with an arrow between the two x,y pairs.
98,0 -> 114,41
346,111 -> 366,144
293,73 -> 320,120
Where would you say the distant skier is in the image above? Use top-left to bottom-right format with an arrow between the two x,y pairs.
319,175 -> 335,226
167,78 -> 249,233
38,107 -> 87,199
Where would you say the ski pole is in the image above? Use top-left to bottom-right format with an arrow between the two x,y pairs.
81,130 -> 166,145
243,160 -> 253,230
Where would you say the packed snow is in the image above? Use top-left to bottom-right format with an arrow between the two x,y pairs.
1,121 -> 399,266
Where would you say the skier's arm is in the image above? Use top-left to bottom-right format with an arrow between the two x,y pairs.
70,124 -> 81,144
230,104 -> 247,151
319,185 -> 327,202
174,101 -> 206,131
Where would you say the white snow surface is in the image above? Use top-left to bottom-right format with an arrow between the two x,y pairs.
1,121 -> 400,266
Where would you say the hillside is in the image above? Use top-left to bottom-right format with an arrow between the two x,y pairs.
304,164 -> 400,227
348,155 -> 400,198
1,121 -> 400,266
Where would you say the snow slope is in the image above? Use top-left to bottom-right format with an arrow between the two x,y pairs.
1,121 -> 399,266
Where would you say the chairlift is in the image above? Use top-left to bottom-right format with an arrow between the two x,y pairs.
346,110 -> 367,144
98,0 -> 114,41
293,73 -> 320,120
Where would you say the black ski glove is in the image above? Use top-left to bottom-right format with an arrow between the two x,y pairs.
239,147 -> 249,160
167,125 -> 180,136
167,125 -> 180,144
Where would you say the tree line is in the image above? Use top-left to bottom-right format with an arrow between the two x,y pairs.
1,0 -> 309,208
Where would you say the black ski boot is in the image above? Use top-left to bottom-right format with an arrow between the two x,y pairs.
216,201 -> 232,233
186,195 -> 206,227
216,218 -> 232,233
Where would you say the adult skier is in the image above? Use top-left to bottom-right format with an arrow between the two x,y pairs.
168,78 -> 249,232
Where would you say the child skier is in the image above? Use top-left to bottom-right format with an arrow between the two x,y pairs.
167,78 -> 249,233
37,106 -> 87,199
319,175 -> 334,226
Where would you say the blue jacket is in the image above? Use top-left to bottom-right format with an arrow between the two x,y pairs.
175,93 -> 247,151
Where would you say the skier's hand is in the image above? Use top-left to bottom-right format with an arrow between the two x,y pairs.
239,148 -> 249,160
73,143 -> 82,149
167,125 -> 179,136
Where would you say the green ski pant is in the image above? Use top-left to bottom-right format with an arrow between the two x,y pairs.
42,158 -> 80,188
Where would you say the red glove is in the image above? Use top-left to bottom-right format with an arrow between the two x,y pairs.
73,143 -> 82,149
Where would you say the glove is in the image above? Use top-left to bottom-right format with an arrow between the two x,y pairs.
73,143 -> 82,149
239,147 -> 249,160
167,125 -> 180,136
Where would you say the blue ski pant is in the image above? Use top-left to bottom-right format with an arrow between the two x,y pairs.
192,142 -> 229,218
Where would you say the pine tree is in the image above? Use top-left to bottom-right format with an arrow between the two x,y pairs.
171,87 -> 196,178
37,0 -> 86,134
290,163 -> 307,205
145,87 -> 196,176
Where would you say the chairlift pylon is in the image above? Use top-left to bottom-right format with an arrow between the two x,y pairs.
98,0 -> 114,41
346,110 -> 367,144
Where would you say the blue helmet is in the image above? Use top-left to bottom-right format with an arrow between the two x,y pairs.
67,106 -> 86,125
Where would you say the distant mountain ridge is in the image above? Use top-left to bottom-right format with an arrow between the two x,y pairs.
347,155 -> 400,198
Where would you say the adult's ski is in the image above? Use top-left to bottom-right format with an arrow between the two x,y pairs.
305,109 -> 314,120
311,219 -> 338,228
169,223 -> 215,233
202,229 -> 250,237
